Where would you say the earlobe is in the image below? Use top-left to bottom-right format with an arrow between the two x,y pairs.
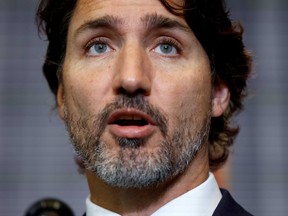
57,84 -> 65,119
211,83 -> 230,117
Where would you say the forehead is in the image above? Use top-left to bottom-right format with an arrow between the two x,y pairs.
70,0 -> 186,30
74,0 -> 183,13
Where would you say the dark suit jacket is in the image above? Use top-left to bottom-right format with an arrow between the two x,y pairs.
83,189 -> 252,216
212,189 -> 252,216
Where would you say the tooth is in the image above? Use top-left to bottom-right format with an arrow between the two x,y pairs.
119,116 -> 133,120
118,116 -> 144,120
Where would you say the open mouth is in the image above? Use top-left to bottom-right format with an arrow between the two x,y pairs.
113,116 -> 149,127
107,109 -> 156,139
108,109 -> 155,126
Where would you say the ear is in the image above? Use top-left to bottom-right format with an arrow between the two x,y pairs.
57,84 -> 65,120
211,82 -> 230,117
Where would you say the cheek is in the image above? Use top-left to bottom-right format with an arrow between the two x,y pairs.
62,69 -> 112,116
152,72 -> 212,126
174,84 -> 211,115
157,67 -> 211,102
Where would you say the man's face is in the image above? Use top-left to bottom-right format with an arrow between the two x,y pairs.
57,0 -> 229,188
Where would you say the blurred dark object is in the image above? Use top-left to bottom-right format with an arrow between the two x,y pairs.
25,198 -> 74,216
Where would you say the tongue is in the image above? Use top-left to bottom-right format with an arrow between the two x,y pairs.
115,119 -> 148,126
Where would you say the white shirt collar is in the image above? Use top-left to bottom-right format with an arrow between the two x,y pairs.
86,172 -> 222,216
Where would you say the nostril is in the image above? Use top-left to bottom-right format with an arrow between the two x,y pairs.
116,87 -> 148,97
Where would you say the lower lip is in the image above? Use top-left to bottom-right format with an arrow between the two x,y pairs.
108,124 -> 156,139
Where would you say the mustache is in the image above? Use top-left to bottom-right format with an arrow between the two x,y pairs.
96,95 -> 168,136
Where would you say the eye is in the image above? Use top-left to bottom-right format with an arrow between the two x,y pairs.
86,38 -> 112,56
155,43 -> 177,55
153,38 -> 181,56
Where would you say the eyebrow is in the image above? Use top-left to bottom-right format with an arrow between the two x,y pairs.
74,15 -> 123,38
74,13 -> 191,38
141,13 -> 191,33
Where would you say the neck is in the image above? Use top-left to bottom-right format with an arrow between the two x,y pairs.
86,147 -> 209,216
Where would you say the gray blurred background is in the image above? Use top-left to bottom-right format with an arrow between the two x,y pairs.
0,0 -> 287,215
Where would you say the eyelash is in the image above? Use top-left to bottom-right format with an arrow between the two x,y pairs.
85,37 -> 111,54
155,37 -> 183,54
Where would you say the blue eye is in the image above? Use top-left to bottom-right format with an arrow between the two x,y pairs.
154,42 -> 178,55
93,43 -> 107,53
160,44 -> 174,53
87,41 -> 112,56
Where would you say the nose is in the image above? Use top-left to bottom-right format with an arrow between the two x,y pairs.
112,42 -> 152,96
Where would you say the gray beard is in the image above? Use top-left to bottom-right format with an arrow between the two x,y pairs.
64,95 -> 211,189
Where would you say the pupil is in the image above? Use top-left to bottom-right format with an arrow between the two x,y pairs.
95,44 -> 107,53
160,44 -> 172,53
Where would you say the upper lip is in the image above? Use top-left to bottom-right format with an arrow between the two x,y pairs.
107,108 -> 156,126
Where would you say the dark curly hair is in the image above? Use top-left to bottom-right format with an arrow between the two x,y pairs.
36,0 -> 252,171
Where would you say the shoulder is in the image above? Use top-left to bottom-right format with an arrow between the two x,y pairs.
212,189 -> 253,216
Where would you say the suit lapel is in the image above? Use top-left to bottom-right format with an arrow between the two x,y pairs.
212,189 -> 252,216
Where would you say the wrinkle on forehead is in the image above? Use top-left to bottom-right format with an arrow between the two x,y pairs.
73,0 -> 184,17
74,0 -> 152,14
69,0 -> 188,37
